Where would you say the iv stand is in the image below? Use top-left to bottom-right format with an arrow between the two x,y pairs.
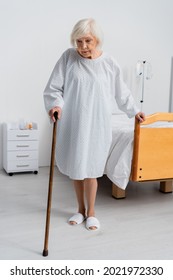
140,61 -> 146,111
136,60 -> 152,111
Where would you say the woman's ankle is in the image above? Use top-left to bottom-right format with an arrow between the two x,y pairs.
87,211 -> 95,217
78,208 -> 86,217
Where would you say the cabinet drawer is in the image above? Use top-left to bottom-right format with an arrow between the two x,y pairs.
7,130 -> 38,141
7,159 -> 38,172
7,150 -> 38,161
7,141 -> 38,151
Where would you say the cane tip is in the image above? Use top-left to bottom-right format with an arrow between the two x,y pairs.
43,249 -> 48,257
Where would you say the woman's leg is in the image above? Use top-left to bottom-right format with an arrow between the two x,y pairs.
84,178 -> 98,217
69,178 -> 99,230
84,178 -> 98,230
69,180 -> 85,225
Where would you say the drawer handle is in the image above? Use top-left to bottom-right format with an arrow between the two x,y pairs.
17,135 -> 30,137
16,145 -> 29,148
16,164 -> 30,167
16,155 -> 29,158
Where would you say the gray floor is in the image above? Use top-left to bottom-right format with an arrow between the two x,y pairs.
0,166 -> 173,260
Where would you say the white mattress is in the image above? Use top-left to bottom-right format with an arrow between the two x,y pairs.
105,114 -> 173,190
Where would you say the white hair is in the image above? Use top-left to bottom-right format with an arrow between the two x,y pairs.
70,18 -> 104,49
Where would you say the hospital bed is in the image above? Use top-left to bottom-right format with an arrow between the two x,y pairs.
105,112 -> 173,199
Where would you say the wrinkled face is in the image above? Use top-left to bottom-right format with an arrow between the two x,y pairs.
76,33 -> 98,58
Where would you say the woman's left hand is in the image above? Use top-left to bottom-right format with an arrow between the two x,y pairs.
135,112 -> 146,123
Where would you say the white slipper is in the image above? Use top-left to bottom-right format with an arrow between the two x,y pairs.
68,213 -> 85,225
86,216 -> 100,231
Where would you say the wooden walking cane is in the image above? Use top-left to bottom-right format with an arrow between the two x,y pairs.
43,111 -> 58,257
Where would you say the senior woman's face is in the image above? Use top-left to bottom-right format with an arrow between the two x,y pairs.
76,33 -> 99,59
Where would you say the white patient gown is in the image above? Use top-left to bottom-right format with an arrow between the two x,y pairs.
44,48 -> 139,180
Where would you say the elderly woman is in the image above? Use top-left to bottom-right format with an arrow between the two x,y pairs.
44,18 -> 145,231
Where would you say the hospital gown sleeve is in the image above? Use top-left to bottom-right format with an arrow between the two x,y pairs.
114,67 -> 139,118
43,52 -> 67,113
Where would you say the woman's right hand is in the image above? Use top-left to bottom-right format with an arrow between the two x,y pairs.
49,106 -> 62,122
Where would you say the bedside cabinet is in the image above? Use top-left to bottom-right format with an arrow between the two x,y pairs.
3,122 -> 39,175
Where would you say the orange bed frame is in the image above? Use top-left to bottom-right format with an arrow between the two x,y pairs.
112,112 -> 173,199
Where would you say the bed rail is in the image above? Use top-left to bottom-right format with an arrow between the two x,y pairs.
141,112 -> 173,125
131,112 -> 173,182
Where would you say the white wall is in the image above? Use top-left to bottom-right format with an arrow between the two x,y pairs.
0,0 -> 173,169
169,57 -> 173,112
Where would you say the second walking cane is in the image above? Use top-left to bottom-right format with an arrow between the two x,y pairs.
43,111 -> 58,257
